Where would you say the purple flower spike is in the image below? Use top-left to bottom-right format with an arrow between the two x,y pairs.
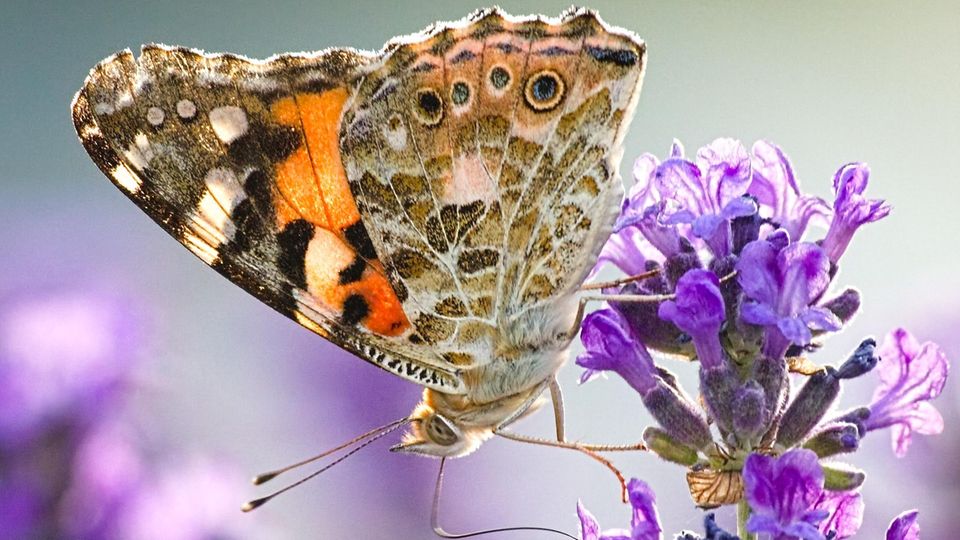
577,478 -> 662,540
749,140 -> 831,240
743,449 -> 829,540
737,239 -> 841,359
576,308 -> 658,394
885,510 -> 919,540
864,328 -> 949,457
814,490 -> 863,539
821,162 -> 891,263
658,269 -> 726,369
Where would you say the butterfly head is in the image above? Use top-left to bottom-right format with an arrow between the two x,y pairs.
391,397 -> 493,458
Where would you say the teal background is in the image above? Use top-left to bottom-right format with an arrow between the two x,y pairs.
2,1 -> 958,538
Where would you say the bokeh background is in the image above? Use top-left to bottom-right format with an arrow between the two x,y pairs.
2,1 -> 958,538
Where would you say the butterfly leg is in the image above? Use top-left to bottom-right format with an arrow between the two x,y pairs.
549,376 -> 566,443
563,292 -> 674,342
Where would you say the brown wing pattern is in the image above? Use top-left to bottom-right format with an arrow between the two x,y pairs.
72,45 -> 465,393
339,8 -> 646,365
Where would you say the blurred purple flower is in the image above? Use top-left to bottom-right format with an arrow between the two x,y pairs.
864,328 -> 949,457
821,163 -> 891,263
743,449 -> 829,540
813,490 -> 863,539
0,292 -> 141,447
736,239 -> 840,359
886,510 -> 919,540
749,140 -> 831,240
658,269 -> 725,369
576,308 -> 657,392
578,478 -> 662,540
113,457 -> 250,540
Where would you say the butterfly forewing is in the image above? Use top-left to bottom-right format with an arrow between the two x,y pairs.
72,45 -> 464,393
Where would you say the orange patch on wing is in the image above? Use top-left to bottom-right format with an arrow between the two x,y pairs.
304,229 -> 409,337
270,90 -> 360,231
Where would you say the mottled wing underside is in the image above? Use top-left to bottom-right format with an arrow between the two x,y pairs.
341,8 -> 646,367
72,44 -> 465,393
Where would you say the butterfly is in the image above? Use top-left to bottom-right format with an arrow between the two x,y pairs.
72,7 -> 645,464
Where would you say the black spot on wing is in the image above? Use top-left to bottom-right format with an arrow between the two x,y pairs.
338,256 -> 366,285
449,49 -> 477,64
277,219 -> 313,289
228,123 -> 301,165
536,46 -> 576,57
342,220 -> 377,260
586,46 -> 638,67
341,293 -> 369,326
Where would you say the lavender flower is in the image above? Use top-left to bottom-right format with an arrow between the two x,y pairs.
748,140 -> 831,240
863,328 -> 949,457
736,240 -> 841,359
820,163 -> 891,263
813,490 -> 863,539
0,292 -> 141,447
743,449 -> 829,539
578,478 -> 662,540
885,510 -> 920,540
657,269 -> 726,369
577,308 -> 658,392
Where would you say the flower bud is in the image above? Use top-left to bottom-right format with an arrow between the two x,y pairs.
803,422 -> 860,458
732,381 -> 771,443
753,355 -> 788,419
642,379 -> 713,450
776,367 -> 840,448
822,462 -> 866,491
835,338 -> 878,379
700,364 -> 739,435
643,426 -> 699,466
821,288 -> 861,325
730,197 -> 762,254
664,239 -> 702,287
833,407 -> 871,437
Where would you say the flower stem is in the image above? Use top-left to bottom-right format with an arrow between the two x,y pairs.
738,499 -> 756,540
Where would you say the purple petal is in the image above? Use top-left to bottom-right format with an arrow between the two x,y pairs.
740,301 -> 778,326
591,226 -> 650,278
629,154 -> 661,204
577,500 -> 601,540
815,491 -> 864,539
886,510 -> 919,540
654,157 -> 707,217
736,240 -> 781,306
744,450 -> 825,529
799,307 -> 843,332
777,242 -> 832,312
721,196 -> 760,220
778,316 -> 813,346
576,309 -> 658,395
866,328 -> 949,456
658,270 -> 726,369
626,478 -> 662,540
696,138 -> 752,208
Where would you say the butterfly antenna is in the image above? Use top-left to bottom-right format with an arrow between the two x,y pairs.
242,417 -> 409,512
431,458 -> 577,540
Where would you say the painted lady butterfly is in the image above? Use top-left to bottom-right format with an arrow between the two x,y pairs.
72,8 -> 645,466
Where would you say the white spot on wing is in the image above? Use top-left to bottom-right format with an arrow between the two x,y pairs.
176,99 -> 197,119
94,102 -> 114,115
123,132 -> 154,171
209,106 -> 248,144
190,168 -> 246,246
146,107 -> 165,126
111,164 -> 141,194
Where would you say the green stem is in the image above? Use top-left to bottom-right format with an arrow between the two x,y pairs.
738,499 -> 756,540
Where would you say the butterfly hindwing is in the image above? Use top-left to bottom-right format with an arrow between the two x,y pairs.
340,9 -> 646,366
72,45 -> 465,393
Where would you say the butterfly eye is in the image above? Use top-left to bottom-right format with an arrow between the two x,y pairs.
414,88 -> 444,126
427,414 -> 459,446
524,70 -> 565,112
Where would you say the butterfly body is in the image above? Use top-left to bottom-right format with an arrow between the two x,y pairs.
72,8 -> 645,458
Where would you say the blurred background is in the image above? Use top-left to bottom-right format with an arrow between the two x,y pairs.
1,1 -> 957,538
